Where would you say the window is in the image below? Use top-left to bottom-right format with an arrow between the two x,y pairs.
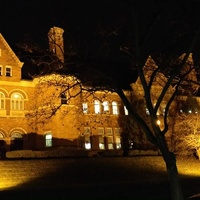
102,101 -> 109,113
97,127 -> 104,135
114,128 -> 121,149
0,65 -> 2,76
83,127 -> 91,149
112,101 -> 118,115
106,127 -> 112,135
10,132 -> 23,150
94,100 -> 101,114
107,136 -> 114,149
97,127 -> 105,149
45,133 -> 52,147
99,136 -> 105,149
5,66 -> 12,77
11,93 -> 24,110
0,132 -> 4,139
106,128 -> 113,149
124,106 -> 128,115
116,137 -> 121,149
60,92 -> 67,104
0,92 -> 5,109
82,103 -> 88,114
85,136 -> 91,149
84,127 -> 91,134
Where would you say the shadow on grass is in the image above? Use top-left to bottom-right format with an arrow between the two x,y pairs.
0,156 -> 199,200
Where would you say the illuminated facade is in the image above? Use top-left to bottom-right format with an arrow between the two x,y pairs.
0,27 -> 198,155
0,29 -> 131,152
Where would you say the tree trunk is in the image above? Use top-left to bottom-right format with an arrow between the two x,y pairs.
163,152 -> 184,200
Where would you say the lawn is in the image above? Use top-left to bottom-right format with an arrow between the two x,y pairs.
0,155 -> 200,200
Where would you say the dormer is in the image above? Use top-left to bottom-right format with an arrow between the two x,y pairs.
0,33 -> 24,82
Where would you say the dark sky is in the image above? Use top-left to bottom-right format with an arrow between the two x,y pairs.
0,0 -> 71,44
0,0 -> 128,46
1,0 -> 200,57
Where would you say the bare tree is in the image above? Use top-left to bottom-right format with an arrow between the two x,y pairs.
174,96 -> 200,158
16,1 -> 200,199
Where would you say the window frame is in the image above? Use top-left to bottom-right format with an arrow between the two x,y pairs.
0,92 -> 5,109
94,100 -> 101,114
82,102 -> 88,114
5,66 -> 12,77
112,101 -> 118,115
102,101 -> 109,114
11,93 -> 24,110
45,133 -> 52,147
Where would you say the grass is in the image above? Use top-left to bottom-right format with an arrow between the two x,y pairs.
0,155 -> 200,199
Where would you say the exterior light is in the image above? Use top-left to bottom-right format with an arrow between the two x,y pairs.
157,120 -> 161,125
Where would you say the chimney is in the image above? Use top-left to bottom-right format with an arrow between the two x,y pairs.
48,26 -> 64,62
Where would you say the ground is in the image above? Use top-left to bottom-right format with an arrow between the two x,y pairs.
0,155 -> 200,199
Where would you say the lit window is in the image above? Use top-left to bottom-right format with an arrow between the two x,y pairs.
102,101 -> 109,113
0,132 -> 4,139
106,128 -> 113,149
116,137 -> 121,149
107,137 -> 114,149
85,136 -> 91,149
112,101 -> 118,115
82,103 -> 88,114
0,92 -> 5,109
124,106 -> 128,115
99,136 -> 105,149
5,66 -> 12,77
94,100 -> 101,114
45,133 -> 52,147
114,128 -> 121,149
84,127 -> 91,149
11,93 -> 24,110
97,127 -> 105,149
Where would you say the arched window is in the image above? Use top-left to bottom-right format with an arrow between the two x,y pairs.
11,93 -> 24,110
0,92 -> 5,109
82,102 -> 88,114
10,132 -> 23,150
102,101 -> 109,113
112,101 -> 118,115
94,100 -> 101,114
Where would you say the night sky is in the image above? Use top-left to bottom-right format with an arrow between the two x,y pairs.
1,0 -> 200,66
1,0 -> 199,47
0,0 -> 129,45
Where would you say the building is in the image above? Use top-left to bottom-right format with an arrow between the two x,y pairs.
0,27 -> 132,153
0,26 -> 199,156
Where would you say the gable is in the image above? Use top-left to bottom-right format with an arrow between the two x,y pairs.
0,33 -> 24,81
